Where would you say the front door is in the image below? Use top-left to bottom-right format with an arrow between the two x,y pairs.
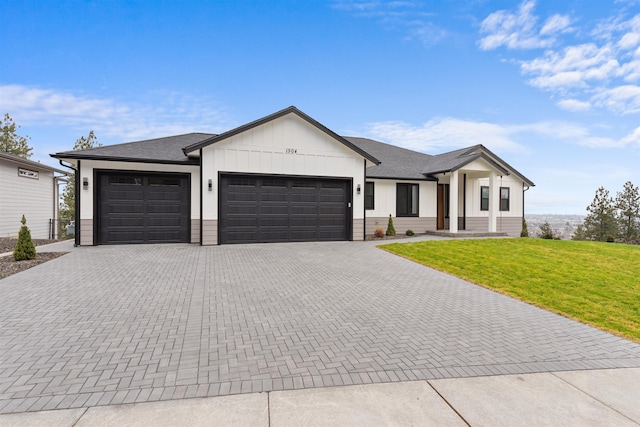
437,184 -> 449,229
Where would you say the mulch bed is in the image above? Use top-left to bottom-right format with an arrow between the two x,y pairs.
0,238 -> 68,280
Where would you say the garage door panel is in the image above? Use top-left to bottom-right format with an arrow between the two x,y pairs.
220,175 -> 349,244
259,217 -> 289,227
99,173 -> 189,245
227,217 -> 259,227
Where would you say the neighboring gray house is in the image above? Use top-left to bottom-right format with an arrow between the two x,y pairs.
0,151 -> 67,239
51,106 -> 534,246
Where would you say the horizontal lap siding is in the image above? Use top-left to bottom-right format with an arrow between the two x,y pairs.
498,217 -> 523,237
0,162 -> 55,239
366,217 -> 436,235
465,217 -> 489,232
202,220 -> 217,245
191,219 -> 200,244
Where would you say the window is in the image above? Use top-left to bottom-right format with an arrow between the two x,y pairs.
480,186 -> 489,211
110,176 -> 142,185
397,183 -> 419,217
364,182 -> 374,210
500,187 -> 510,211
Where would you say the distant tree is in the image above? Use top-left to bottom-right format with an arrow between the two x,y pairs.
616,181 -> 640,242
537,221 -> 556,239
577,187 -> 618,242
59,131 -> 102,223
520,217 -> 529,237
0,113 -> 32,158
572,224 -> 588,241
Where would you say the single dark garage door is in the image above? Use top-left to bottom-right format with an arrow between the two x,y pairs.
98,172 -> 190,244
219,175 -> 351,244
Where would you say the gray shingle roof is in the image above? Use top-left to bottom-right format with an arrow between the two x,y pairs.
50,118 -> 533,186
346,137 -> 436,180
51,133 -> 215,165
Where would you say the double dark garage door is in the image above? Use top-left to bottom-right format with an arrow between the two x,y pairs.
219,175 -> 351,244
98,172 -> 351,245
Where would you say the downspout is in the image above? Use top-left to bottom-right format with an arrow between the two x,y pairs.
58,160 -> 80,246
75,161 -> 81,247
462,173 -> 467,231
363,159 -> 366,241
199,148 -> 203,246
523,183 -> 530,218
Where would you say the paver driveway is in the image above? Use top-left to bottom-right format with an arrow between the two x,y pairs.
2,239 -> 640,414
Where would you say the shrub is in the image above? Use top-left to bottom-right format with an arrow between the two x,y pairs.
13,215 -> 36,261
520,217 -> 529,237
406,229 -> 415,236
374,226 -> 385,238
385,215 -> 396,236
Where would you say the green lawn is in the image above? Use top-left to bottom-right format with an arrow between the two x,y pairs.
380,238 -> 640,342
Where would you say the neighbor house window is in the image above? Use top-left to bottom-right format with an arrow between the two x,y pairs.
500,187 -> 510,211
397,183 -> 419,217
364,182 -> 374,210
480,186 -> 489,211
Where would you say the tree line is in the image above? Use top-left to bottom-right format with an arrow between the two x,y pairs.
572,182 -> 640,244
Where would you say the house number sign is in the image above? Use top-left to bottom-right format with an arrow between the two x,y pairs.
18,168 -> 39,179
285,148 -> 298,154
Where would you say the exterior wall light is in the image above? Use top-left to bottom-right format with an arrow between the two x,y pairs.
208,179 -> 213,191
357,184 -> 361,194
83,177 -> 89,190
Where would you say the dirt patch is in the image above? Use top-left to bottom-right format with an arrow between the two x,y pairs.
0,238 -> 68,280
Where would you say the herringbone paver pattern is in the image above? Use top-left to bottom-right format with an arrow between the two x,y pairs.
1,240 -> 640,414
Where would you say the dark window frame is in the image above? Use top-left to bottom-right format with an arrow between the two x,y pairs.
364,182 -> 375,210
500,186 -> 510,211
396,183 -> 419,217
480,186 -> 489,211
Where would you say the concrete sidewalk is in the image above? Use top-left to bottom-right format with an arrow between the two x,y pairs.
1,368 -> 638,426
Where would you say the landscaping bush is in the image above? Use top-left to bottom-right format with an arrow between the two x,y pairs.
521,217 -> 529,237
385,215 -> 396,236
13,215 -> 36,261
374,226 -> 384,238
406,229 -> 415,236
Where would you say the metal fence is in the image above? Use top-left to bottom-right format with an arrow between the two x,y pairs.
49,218 -> 74,240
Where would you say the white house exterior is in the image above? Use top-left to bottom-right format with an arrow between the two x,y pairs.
52,107 -> 533,246
0,152 -> 66,239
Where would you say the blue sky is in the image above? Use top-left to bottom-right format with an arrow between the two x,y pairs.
2,0 -> 640,214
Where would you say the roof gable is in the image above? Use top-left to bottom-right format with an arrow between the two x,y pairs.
182,106 -> 380,165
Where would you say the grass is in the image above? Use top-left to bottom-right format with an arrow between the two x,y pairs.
380,238 -> 640,342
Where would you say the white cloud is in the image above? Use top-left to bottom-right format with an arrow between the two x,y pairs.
364,117 -> 637,152
592,84 -> 640,113
521,44 -> 620,90
478,0 -> 571,50
332,0 -> 446,47
557,99 -> 592,111
540,14 -> 572,36
0,84 -> 233,140
365,118 -> 525,153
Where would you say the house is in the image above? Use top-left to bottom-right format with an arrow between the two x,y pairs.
51,106 -> 534,246
0,151 -> 67,239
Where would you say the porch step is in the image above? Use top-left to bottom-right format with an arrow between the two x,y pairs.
424,230 -> 509,238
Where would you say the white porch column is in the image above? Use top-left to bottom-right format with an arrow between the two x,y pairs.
488,171 -> 498,232
450,170 -> 459,233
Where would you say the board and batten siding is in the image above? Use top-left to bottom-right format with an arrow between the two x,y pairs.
200,113 -> 368,245
364,178 -> 437,235
77,160 -> 200,245
0,160 -> 57,239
